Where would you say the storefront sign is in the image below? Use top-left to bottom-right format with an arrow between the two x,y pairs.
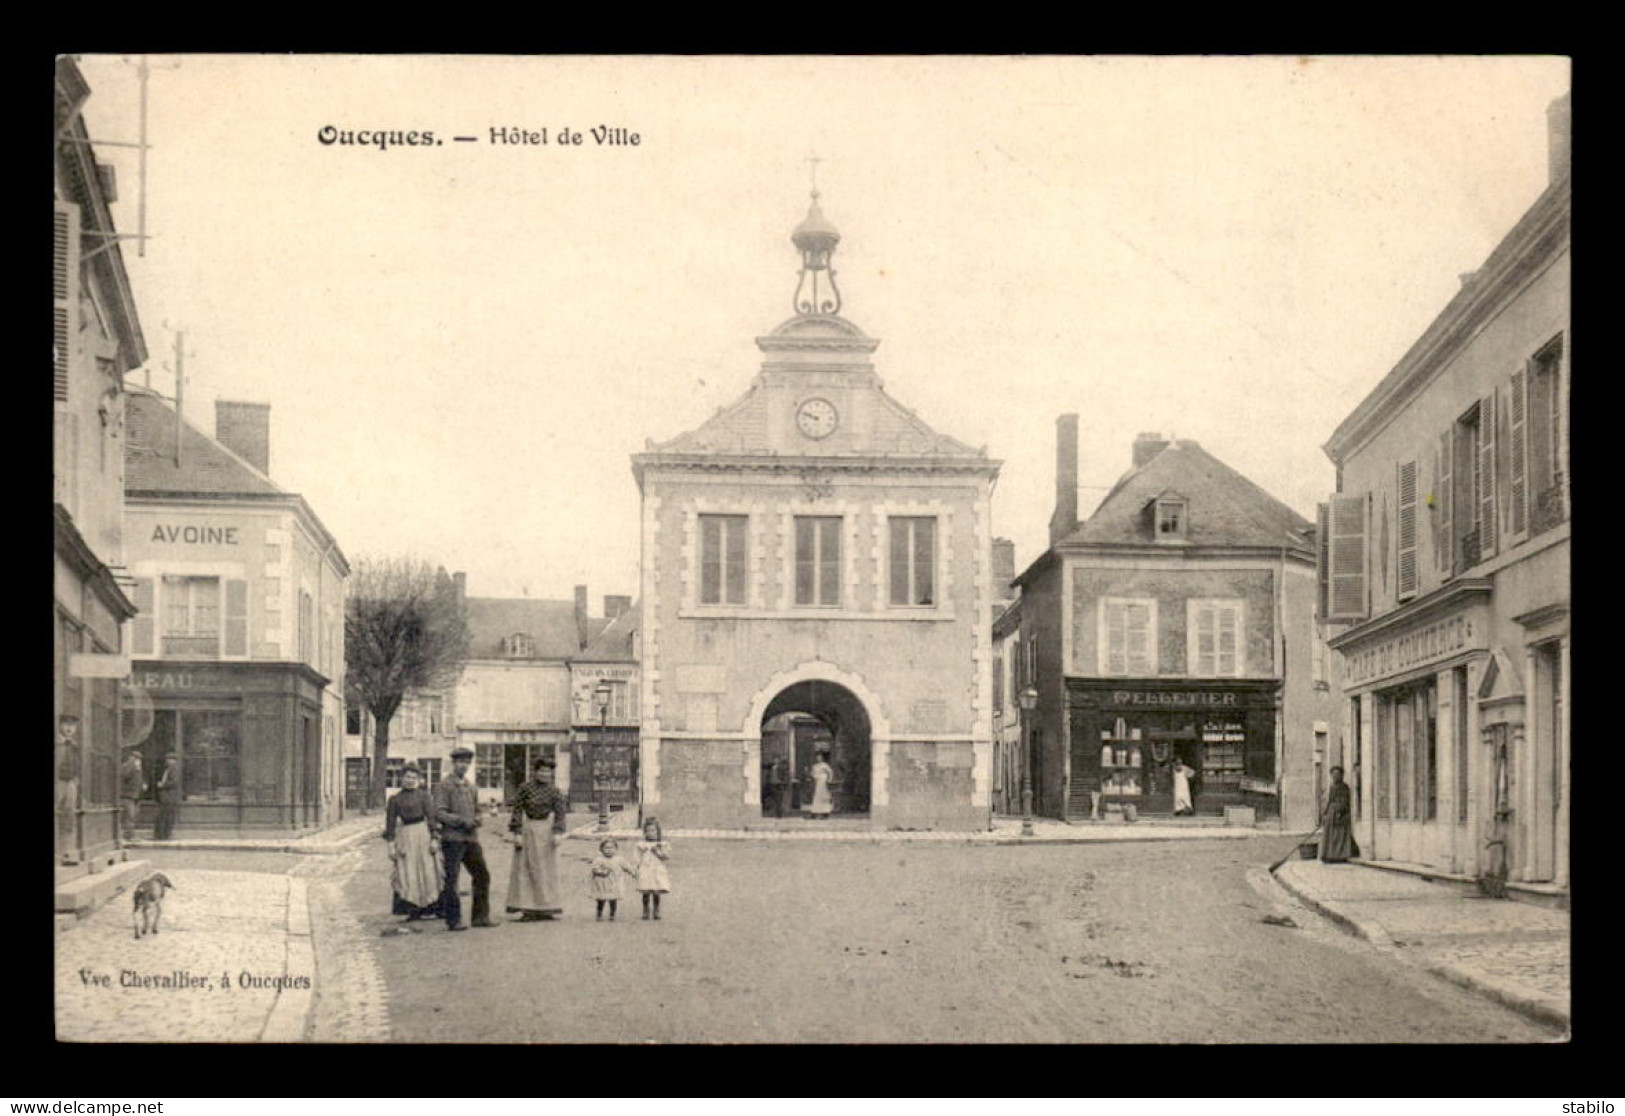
134,670 -> 226,691
1111,690 -> 1240,707
150,524 -> 241,545
1344,614 -> 1477,686
70,652 -> 131,679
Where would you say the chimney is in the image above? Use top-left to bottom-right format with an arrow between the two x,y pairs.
1133,432 -> 1169,469
604,595 -> 632,621
1547,91 -> 1571,183
1048,414 -> 1079,546
574,584 -> 590,649
991,538 -> 1016,600
215,400 -> 271,475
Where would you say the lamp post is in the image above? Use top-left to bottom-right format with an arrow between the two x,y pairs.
594,681 -> 613,833
1018,687 -> 1038,838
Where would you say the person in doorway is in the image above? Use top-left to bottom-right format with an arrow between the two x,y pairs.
1320,765 -> 1358,864
56,715 -> 82,863
768,755 -> 792,818
507,756 -> 568,922
154,753 -> 180,840
807,750 -> 835,818
119,746 -> 145,841
635,817 -> 672,919
1171,757 -> 1196,817
434,746 -> 498,931
587,838 -> 637,921
383,765 -> 443,921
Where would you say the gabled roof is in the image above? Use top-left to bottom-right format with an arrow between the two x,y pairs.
1059,440 -> 1313,553
124,389 -> 283,497
576,602 -> 640,662
465,597 -> 608,661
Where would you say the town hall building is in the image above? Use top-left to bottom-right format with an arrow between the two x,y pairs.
631,193 -> 1002,829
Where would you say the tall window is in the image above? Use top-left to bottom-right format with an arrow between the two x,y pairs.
475,744 -> 503,790
700,514 -> 749,606
299,590 -> 315,664
993,649 -> 1005,713
1188,600 -> 1242,677
1528,336 -> 1567,532
1102,599 -> 1155,676
162,575 -> 220,657
794,516 -> 842,606
1453,405 -> 1483,568
423,696 -> 445,736
888,517 -> 937,606
1394,690 -> 1413,819
345,705 -> 363,736
1374,697 -> 1390,819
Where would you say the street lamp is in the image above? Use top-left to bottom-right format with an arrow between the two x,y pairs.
1018,687 -> 1038,838
594,681 -> 614,833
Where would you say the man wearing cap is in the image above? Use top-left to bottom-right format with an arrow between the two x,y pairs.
506,756 -> 569,921
433,746 -> 497,931
119,747 -> 146,841
56,715 -> 82,863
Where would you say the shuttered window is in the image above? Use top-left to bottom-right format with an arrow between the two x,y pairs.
1189,599 -> 1243,677
1527,336 -> 1567,533
1326,493 -> 1368,621
700,514 -> 748,605
131,578 -> 155,656
1436,428 -> 1453,576
1396,460 -> 1418,600
54,202 -> 80,403
794,516 -> 842,606
1478,390 -> 1498,559
1508,367 -> 1528,536
1102,599 -> 1155,676
1315,503 -> 1330,621
888,517 -> 937,607
224,579 -> 249,656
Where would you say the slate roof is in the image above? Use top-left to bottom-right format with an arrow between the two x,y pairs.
465,597 -> 609,661
1059,440 -> 1314,553
576,602 -> 640,662
124,389 -> 282,496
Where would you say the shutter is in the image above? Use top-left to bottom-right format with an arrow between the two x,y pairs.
1397,460 -> 1418,599
1478,390 -> 1497,558
131,578 -> 155,656
54,202 -> 82,403
1437,427 -> 1453,575
1105,602 -> 1126,674
1326,493 -> 1369,621
1509,365 -> 1528,536
1218,607 -> 1238,675
224,579 -> 249,656
1315,503 -> 1330,621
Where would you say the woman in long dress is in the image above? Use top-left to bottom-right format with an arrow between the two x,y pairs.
384,766 -> 442,920
506,757 -> 568,921
1319,765 -> 1356,863
1171,758 -> 1196,816
807,752 -> 835,818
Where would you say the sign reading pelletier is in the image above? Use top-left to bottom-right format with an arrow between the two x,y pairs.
1111,690 -> 1240,707
1344,613 -> 1480,686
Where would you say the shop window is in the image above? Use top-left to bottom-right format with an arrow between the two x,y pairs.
1374,698 -> 1391,819
419,757 -> 443,787
794,515 -> 843,606
1394,691 -> 1413,819
1188,600 -> 1243,677
1455,667 -> 1470,824
162,575 -> 221,657
700,514 -> 749,606
888,517 -> 937,607
475,744 -> 504,790
178,710 -> 241,803
1101,598 -> 1156,676
1423,684 -> 1438,821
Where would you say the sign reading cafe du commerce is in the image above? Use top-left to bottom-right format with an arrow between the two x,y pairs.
1343,614 -> 1479,687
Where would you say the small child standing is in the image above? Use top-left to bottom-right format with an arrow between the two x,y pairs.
634,817 -> 672,920
588,839 -> 636,920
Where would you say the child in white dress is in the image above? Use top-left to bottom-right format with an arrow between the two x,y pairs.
587,838 -> 637,921
634,818 -> 672,920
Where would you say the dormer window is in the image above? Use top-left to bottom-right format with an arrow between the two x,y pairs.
1155,497 -> 1188,541
505,633 -> 534,658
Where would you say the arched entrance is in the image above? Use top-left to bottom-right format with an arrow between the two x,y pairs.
758,679 -> 871,819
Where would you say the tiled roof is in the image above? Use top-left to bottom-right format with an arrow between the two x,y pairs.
1060,440 -> 1314,552
124,390 -> 282,496
464,597 -> 608,661
577,602 -> 640,662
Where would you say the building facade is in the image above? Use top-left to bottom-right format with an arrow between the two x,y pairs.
1319,93 -> 1570,899
54,57 -> 146,870
123,393 -> 349,832
632,195 -> 1002,829
1015,421 -> 1334,828
569,597 -> 640,816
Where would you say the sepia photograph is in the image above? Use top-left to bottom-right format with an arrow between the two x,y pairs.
52,53 -> 1570,1045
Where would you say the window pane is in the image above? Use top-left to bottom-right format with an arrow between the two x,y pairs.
914,518 -> 936,605
1395,696 -> 1413,819
701,517 -> 722,604
725,516 -> 747,604
795,518 -> 815,605
819,518 -> 841,605
889,519 -> 909,605
180,710 -> 239,803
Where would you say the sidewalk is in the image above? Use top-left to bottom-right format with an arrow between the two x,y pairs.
565,814 -> 1277,844
55,867 -> 314,1042
123,811 -> 381,855
1273,857 -> 1570,1032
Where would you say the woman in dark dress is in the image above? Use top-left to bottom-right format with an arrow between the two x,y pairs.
383,766 -> 443,920
1319,765 -> 1357,863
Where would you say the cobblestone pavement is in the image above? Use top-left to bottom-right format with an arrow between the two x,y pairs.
55,869 -> 305,1043
1274,859 -> 1569,1029
345,835 -> 1561,1043
299,850 -> 393,1042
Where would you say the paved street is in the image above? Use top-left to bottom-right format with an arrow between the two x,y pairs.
328,834 -> 1560,1044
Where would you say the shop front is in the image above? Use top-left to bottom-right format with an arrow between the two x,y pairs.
469,730 -> 568,807
572,727 -> 639,816
124,661 -> 330,832
1065,679 -> 1280,819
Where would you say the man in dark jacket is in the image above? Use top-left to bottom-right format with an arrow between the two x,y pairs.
433,746 -> 498,931
57,715 -> 81,863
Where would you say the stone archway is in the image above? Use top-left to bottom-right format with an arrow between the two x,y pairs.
744,662 -> 889,819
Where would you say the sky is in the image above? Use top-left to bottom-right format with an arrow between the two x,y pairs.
76,54 -> 1571,606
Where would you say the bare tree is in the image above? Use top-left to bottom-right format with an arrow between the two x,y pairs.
345,558 -> 469,810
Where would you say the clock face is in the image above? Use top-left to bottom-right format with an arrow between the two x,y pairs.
796,398 -> 838,439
